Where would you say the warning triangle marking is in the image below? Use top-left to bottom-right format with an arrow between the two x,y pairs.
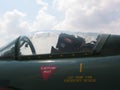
40,66 -> 56,80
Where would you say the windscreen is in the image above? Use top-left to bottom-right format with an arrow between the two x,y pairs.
0,39 -> 17,59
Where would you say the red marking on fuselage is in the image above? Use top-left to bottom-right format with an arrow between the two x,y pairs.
40,66 -> 57,80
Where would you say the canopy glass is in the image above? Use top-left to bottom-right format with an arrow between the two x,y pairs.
0,31 -> 99,60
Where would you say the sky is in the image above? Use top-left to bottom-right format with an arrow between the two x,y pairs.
0,0 -> 120,46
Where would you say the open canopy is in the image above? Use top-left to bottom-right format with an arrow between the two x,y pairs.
1,31 -> 118,60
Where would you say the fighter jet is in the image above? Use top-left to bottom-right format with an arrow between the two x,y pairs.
0,31 -> 120,90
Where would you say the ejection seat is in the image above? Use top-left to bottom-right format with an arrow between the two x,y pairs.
51,33 -> 85,54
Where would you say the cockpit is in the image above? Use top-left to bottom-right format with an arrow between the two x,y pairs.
1,31 -> 118,60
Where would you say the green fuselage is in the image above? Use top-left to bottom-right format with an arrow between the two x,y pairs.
0,55 -> 120,90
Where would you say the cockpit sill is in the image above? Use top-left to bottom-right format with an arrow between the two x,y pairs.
18,51 -> 95,60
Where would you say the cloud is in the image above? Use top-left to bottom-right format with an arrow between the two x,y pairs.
53,0 -> 120,34
0,9 -> 30,35
36,0 -> 47,5
0,0 -> 57,41
35,0 -> 48,10
0,9 -> 30,46
31,0 -> 58,31
31,9 -> 57,31
0,1 -> 57,46
0,0 -> 120,47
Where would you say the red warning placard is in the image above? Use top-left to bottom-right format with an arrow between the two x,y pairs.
40,66 -> 57,80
